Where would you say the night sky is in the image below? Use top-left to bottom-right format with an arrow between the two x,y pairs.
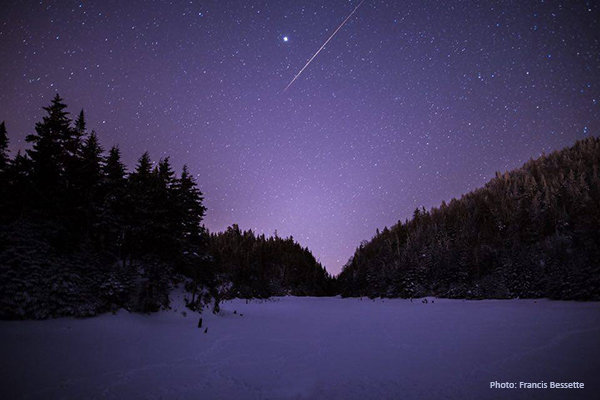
1,0 -> 598,274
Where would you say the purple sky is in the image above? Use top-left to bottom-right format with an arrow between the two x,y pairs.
1,0 -> 598,274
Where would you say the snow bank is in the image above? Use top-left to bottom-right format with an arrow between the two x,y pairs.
1,294 -> 599,399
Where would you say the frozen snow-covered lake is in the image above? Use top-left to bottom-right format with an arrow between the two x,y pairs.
1,295 -> 599,399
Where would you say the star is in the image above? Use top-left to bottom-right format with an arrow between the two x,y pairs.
283,36 -> 289,42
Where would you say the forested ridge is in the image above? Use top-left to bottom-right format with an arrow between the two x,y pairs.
1,95 -> 598,321
0,95 -> 332,319
209,225 -> 334,298
338,136 -> 600,300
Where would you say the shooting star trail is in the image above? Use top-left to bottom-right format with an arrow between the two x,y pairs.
283,0 -> 366,92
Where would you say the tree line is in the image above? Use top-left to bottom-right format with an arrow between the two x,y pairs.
337,136 -> 600,300
0,95 -> 332,319
208,225 -> 334,300
2,94 -> 596,320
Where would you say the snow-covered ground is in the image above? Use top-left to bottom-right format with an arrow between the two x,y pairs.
1,292 -> 599,400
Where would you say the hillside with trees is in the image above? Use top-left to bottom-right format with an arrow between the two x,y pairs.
0,95 -> 332,319
208,225 -> 334,299
337,137 -> 600,300
2,95 -> 597,322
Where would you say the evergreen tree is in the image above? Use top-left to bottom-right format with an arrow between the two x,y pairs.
74,109 -> 86,137
105,146 -> 127,186
0,121 -> 8,171
131,151 -> 153,179
128,151 -> 155,260
76,132 -> 105,239
153,157 -> 180,259
177,165 -> 207,242
25,94 -> 72,214
77,132 -> 104,194
176,165 -> 209,305
0,122 -> 10,220
100,146 -> 129,257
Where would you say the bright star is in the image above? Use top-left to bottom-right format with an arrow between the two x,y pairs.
283,36 -> 289,42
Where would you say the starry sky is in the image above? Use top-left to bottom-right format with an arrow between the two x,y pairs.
1,0 -> 598,275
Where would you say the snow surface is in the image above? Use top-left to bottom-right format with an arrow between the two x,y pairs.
1,291 -> 599,400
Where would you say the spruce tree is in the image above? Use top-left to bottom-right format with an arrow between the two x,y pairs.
100,146 -> 129,259
132,152 -> 153,179
0,121 -> 8,171
176,165 -> 209,299
77,132 -> 105,239
128,152 -> 155,259
25,94 -> 72,215
0,122 -> 10,219
74,109 -> 86,137
104,146 -> 127,187
79,132 -> 104,194
154,157 -> 181,260
177,165 -> 207,241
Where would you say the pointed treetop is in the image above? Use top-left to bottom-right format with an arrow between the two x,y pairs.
0,121 -> 7,151
181,164 -> 190,179
180,164 -> 203,195
28,94 -> 72,148
105,145 -> 127,179
106,145 -> 123,165
43,93 -> 69,117
82,131 -> 103,155
158,157 -> 175,183
74,109 -> 86,134
135,151 -> 153,176
78,131 -> 104,187
0,121 -> 9,167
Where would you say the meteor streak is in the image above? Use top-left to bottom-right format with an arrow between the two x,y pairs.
283,0 -> 365,92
